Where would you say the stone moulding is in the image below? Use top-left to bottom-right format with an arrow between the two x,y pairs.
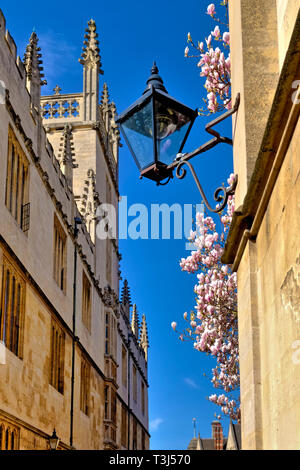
92,119 -> 118,194
222,10 -> 300,270
116,322 -> 148,386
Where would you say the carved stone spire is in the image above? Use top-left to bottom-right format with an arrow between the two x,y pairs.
100,85 -> 121,161
79,19 -> 103,72
100,82 -> 110,108
109,101 -> 121,162
58,123 -> 77,189
78,168 -> 99,243
131,304 -> 140,340
79,19 -> 103,122
121,280 -> 132,318
121,280 -> 132,306
140,314 -> 149,361
23,31 -> 47,110
100,82 -> 111,132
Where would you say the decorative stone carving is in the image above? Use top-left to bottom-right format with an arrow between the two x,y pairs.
79,19 -> 103,73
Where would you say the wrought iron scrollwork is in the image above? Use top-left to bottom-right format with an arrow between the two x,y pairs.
175,159 -> 238,213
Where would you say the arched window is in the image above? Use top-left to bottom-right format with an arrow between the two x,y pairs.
0,257 -> 25,358
5,127 -> 29,230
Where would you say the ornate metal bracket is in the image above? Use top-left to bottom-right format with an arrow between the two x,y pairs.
176,160 -> 238,213
163,94 -> 240,213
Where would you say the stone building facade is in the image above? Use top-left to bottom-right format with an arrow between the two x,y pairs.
187,421 -> 241,451
222,0 -> 300,450
0,10 -> 149,450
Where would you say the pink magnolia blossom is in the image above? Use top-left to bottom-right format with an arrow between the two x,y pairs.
223,31 -> 230,45
207,3 -> 216,16
184,1 -> 231,115
211,26 -> 221,40
175,187 -> 240,422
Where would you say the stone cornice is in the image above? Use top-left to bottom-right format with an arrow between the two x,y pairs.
222,10 -> 300,270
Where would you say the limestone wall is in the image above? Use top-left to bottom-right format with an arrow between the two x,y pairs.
255,116 -> 300,449
0,7 -> 149,450
228,0 -> 300,450
277,0 -> 300,69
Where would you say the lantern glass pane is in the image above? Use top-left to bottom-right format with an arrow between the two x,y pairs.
154,101 -> 192,166
120,101 -> 154,170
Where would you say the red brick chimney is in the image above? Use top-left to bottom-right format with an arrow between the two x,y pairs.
212,421 -> 223,450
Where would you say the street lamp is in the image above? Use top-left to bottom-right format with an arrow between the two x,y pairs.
49,428 -> 60,450
116,63 -> 240,213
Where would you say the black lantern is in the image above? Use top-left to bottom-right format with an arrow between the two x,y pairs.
116,63 -> 198,183
49,428 -> 60,450
117,62 -> 240,213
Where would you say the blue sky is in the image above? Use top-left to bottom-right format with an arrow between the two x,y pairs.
1,0 -> 233,450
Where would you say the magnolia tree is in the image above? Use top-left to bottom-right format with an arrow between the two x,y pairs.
171,1 -> 240,422
184,1 -> 231,114
172,180 -> 240,421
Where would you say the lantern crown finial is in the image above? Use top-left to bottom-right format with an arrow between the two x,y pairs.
144,62 -> 167,94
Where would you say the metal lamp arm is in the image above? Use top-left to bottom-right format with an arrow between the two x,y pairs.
176,160 -> 237,213
166,94 -> 240,213
168,93 -> 240,170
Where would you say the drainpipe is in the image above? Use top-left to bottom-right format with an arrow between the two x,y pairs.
70,216 -> 82,448
127,332 -> 132,450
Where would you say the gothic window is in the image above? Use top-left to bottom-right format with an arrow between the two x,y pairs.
104,385 -> 109,420
105,313 -> 110,356
111,388 -> 116,426
106,175 -> 112,204
50,319 -> 65,394
141,381 -> 145,415
0,421 -> 19,450
132,419 -> 137,450
122,344 -> 127,388
53,215 -> 67,293
104,384 -> 117,443
106,238 -> 112,286
132,364 -> 137,403
121,405 -> 127,448
5,127 -> 29,232
82,271 -> 91,331
0,256 -> 25,358
80,356 -> 90,416
142,429 -> 146,450
105,312 -> 116,359
105,175 -> 113,285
